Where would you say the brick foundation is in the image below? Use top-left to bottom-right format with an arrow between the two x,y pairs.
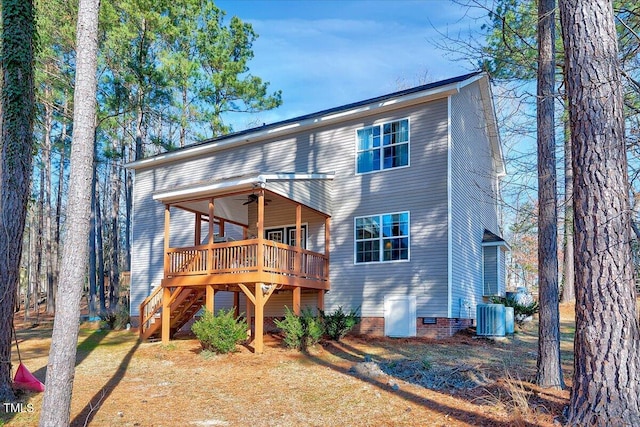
353,317 -> 473,339
134,314 -> 472,340
416,317 -> 473,339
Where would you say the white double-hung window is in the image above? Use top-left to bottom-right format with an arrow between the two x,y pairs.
356,118 -> 409,173
355,212 -> 409,263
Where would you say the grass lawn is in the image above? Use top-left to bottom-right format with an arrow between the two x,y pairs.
2,305 -> 575,426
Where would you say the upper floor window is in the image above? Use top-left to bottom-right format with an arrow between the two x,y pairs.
356,119 -> 409,173
355,212 -> 409,263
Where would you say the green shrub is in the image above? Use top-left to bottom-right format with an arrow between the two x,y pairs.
275,307 -> 323,350
302,308 -> 324,347
274,307 -> 304,349
320,306 -> 360,341
191,308 -> 247,354
99,304 -> 130,330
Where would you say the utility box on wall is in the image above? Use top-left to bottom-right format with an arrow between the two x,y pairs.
384,295 -> 417,337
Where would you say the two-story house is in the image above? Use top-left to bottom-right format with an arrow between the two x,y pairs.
126,71 -> 507,353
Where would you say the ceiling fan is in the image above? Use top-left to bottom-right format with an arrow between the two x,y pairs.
241,193 -> 271,205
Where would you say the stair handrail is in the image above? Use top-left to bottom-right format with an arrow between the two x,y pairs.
139,283 -> 163,337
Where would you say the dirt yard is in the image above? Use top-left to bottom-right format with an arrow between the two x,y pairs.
2,306 -> 575,427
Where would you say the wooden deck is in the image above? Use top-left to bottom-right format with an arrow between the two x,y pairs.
139,238 -> 329,346
140,188 -> 331,353
162,239 -> 329,290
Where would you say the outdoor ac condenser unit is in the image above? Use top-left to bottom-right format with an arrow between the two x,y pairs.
476,304 -> 506,337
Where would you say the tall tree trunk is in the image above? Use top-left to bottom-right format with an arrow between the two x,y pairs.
39,0 -> 100,423
124,145 -> 132,272
88,159 -> 98,317
109,157 -> 120,309
54,100 -> 69,291
561,106 -> 575,303
0,0 -> 36,402
29,213 -> 39,321
24,215 -> 32,319
535,0 -> 564,389
36,166 -> 45,309
43,95 -> 55,314
96,179 -> 106,313
560,0 -> 640,423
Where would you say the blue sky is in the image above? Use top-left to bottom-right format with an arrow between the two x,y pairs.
215,0 -> 487,131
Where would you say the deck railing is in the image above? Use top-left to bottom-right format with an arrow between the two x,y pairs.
139,284 -> 163,338
165,238 -> 328,282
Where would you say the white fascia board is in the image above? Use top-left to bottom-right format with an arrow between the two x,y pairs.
481,240 -> 511,251
152,175 -> 261,203
125,80 -> 477,171
478,77 -> 506,177
258,172 -> 335,181
152,172 -> 335,204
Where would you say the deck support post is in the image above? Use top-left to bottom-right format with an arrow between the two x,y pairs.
257,189 -> 265,271
255,282 -> 264,354
164,206 -> 171,277
295,204 -> 302,275
195,213 -> 202,245
325,216 -> 330,288
317,290 -> 324,311
234,292 -> 240,318
206,285 -> 215,313
293,287 -> 301,315
162,286 -> 171,344
244,286 -> 253,340
208,198 -> 214,245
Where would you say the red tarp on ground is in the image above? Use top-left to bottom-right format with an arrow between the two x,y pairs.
13,363 -> 45,392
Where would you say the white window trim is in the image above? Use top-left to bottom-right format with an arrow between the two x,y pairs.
353,211 -> 410,264
265,223 -> 308,249
355,117 -> 411,175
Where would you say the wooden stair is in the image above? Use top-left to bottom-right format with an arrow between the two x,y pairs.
139,286 -> 206,341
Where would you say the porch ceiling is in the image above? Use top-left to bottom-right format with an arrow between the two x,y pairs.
152,172 -> 334,221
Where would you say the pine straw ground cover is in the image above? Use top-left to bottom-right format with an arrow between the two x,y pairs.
2,305 -> 576,427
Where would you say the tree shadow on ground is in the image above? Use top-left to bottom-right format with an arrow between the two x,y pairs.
69,339 -> 141,427
298,337 -> 544,427
30,328 -> 111,383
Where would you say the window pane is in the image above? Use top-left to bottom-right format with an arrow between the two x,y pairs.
383,237 -> 408,261
382,213 -> 409,237
357,240 -> 380,263
382,120 -> 409,146
356,216 -> 380,239
372,126 -> 380,147
383,143 -> 408,168
357,152 -> 373,173
357,149 -> 380,173
398,119 -> 409,142
357,127 -> 381,151
357,128 -> 372,150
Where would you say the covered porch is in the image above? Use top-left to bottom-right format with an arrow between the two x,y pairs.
139,173 -> 333,353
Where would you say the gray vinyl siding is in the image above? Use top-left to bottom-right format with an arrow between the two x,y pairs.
324,101 -> 450,318
449,84 -> 500,318
267,178 -> 333,215
130,169 -> 165,314
130,82 -> 498,321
